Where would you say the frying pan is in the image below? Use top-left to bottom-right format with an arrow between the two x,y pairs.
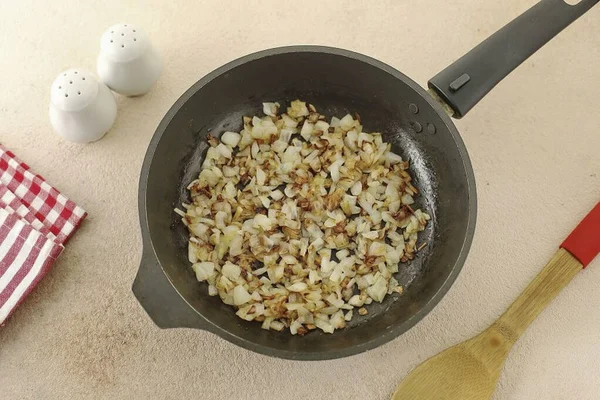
133,0 -> 598,360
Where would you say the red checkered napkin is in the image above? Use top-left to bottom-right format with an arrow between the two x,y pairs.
0,185 -> 55,241
0,144 -> 86,245
0,144 -> 86,325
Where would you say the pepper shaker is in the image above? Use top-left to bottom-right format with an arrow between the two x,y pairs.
97,23 -> 162,96
49,69 -> 117,143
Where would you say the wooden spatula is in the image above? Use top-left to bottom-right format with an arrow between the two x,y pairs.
392,202 -> 600,400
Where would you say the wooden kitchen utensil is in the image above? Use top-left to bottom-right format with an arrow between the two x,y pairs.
392,202 -> 600,400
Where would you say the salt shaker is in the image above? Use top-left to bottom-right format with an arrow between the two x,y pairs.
97,24 -> 162,96
49,69 -> 117,143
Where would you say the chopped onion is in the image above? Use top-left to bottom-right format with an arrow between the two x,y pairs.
222,261 -> 241,281
262,102 -> 280,117
339,114 -> 354,131
233,285 -> 252,305
177,99 -> 430,335
287,100 -> 309,118
386,151 -> 403,164
367,274 -> 388,303
216,143 -> 232,159
221,131 -> 241,147
300,121 -> 314,141
288,282 -> 308,292
192,262 -> 215,282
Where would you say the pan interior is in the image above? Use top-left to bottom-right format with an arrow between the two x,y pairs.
144,49 -> 474,358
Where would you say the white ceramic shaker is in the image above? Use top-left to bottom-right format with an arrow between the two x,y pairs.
97,24 -> 162,96
49,69 -> 117,143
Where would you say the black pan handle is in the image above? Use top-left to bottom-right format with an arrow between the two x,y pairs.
133,246 -> 213,330
428,0 -> 599,118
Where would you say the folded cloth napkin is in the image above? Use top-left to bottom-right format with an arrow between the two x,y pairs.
0,144 -> 85,245
0,208 -> 63,323
0,144 -> 86,325
0,184 -> 55,241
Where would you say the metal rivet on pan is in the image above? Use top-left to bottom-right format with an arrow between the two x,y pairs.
427,123 -> 437,134
409,103 -> 419,114
411,121 -> 423,133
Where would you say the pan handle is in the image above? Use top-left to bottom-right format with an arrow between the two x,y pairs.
428,0 -> 599,118
132,245 -> 214,330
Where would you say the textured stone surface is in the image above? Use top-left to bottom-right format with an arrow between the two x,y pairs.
0,1 -> 598,399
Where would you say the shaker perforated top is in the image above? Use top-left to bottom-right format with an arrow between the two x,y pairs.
100,23 -> 149,63
50,69 -> 99,112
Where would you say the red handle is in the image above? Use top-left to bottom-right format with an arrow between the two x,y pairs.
560,202 -> 600,268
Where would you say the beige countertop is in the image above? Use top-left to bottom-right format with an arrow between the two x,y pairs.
1,0 -> 599,399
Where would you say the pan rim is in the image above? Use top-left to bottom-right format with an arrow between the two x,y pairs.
138,45 -> 477,360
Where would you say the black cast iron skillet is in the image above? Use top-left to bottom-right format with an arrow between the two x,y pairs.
133,0 -> 598,360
